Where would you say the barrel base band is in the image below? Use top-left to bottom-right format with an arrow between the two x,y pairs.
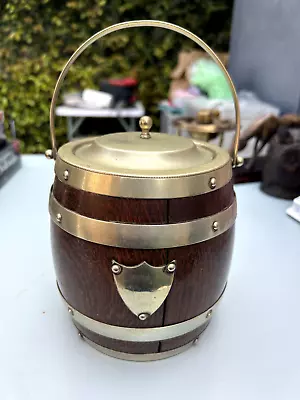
58,283 -> 226,342
79,333 -> 195,361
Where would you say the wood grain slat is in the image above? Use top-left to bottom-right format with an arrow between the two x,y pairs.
168,181 -> 234,222
51,223 -> 166,329
53,178 -> 234,223
164,227 -> 235,325
53,178 -> 168,224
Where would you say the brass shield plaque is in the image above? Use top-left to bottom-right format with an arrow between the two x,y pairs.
111,260 -> 176,319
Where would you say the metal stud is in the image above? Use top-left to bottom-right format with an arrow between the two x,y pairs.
233,155 -> 244,168
68,307 -> 74,316
206,309 -> 213,319
166,262 -> 176,273
63,170 -> 69,181
138,313 -> 149,321
111,263 -> 122,275
78,331 -> 83,339
212,221 -> 219,232
56,213 -> 62,223
193,336 -> 199,345
45,149 -> 53,159
209,177 -> 217,189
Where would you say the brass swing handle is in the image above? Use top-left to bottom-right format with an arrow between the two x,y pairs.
48,20 -> 242,167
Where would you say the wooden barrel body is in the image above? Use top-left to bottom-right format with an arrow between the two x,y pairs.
50,174 -> 235,360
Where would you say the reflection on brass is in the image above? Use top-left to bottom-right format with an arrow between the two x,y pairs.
57,132 -> 225,176
63,170 -> 69,180
209,177 -> 217,189
139,116 -> 152,139
233,155 -> 244,169
45,149 -> 53,160
49,193 -> 237,248
56,133 -> 229,176
111,260 -> 175,318
48,20 -> 241,166
212,221 -> 219,232
79,334 -> 195,361
58,282 -> 226,342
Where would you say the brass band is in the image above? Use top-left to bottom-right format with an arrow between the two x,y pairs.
49,193 -> 237,248
49,20 -> 241,165
55,147 -> 232,199
59,283 -> 226,342
80,334 -> 195,361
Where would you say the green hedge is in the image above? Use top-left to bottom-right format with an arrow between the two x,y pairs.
0,0 -> 233,153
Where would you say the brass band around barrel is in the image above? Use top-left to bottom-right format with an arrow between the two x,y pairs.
59,284 -> 226,342
80,335 -> 195,361
49,193 -> 236,249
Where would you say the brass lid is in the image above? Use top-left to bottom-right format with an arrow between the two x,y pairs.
58,116 -> 230,179
55,116 -> 232,198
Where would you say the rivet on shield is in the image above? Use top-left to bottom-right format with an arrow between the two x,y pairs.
138,313 -> 150,321
165,261 -> 176,273
111,263 -> 122,275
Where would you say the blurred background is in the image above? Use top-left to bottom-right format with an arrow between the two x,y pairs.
1,0 -> 300,201
0,0 -> 233,152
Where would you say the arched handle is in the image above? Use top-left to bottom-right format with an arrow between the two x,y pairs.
48,20 -> 242,167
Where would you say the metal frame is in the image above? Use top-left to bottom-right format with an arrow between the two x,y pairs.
66,117 -> 85,142
48,20 -> 241,166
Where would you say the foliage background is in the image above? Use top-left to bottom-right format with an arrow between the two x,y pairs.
0,0 -> 233,153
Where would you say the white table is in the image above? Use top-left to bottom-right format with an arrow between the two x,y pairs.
1,155 -> 300,400
56,102 -> 145,141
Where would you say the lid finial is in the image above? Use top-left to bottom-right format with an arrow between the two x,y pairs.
139,116 -> 153,139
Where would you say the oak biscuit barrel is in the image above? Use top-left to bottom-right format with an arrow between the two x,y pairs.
46,20 -> 243,361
